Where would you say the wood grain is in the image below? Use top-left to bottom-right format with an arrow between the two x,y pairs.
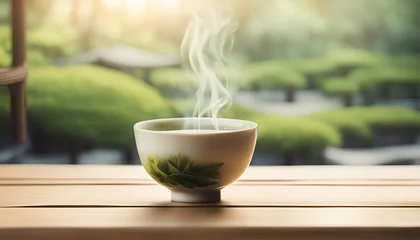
1,165 -> 420,240
1,184 -> 420,207
0,208 -> 419,240
2,165 -> 420,182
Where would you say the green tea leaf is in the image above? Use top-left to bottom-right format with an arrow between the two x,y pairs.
148,157 -> 168,178
144,155 -> 225,189
177,155 -> 189,171
168,161 -> 181,174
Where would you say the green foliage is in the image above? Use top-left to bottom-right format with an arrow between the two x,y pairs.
0,47 -> 49,67
27,27 -> 76,57
322,77 -> 360,96
389,55 -> 420,68
255,116 -> 341,157
27,49 -> 50,66
289,58 -> 335,75
375,67 -> 420,84
242,61 -> 306,90
0,25 -> 10,51
325,48 -> 385,69
219,104 -> 262,120
150,68 -> 197,98
349,66 -> 420,89
307,107 -> 420,147
146,155 -> 224,189
0,65 -> 178,149
0,25 -> 75,58
0,46 -> 10,67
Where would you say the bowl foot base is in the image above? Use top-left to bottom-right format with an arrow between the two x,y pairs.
171,190 -> 221,203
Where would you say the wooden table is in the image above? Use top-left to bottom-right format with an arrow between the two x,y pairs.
1,165 -> 420,240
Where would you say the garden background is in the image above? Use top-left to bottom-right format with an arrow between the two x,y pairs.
1,0 -> 420,165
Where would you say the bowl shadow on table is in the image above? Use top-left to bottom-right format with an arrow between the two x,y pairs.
135,201 -> 232,222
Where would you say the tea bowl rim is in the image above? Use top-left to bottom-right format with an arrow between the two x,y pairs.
134,117 -> 258,136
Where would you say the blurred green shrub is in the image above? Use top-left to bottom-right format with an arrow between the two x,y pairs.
0,47 -> 50,68
0,65 -> 178,150
388,55 -> 420,69
219,104 -> 262,120
322,77 -> 360,106
0,25 -> 10,51
349,66 -> 420,101
289,58 -> 335,76
307,107 -> 420,148
27,49 -> 50,66
150,68 -> 197,98
241,61 -> 306,102
0,25 -> 75,58
349,66 -> 420,86
285,49 -> 384,89
255,116 -> 340,164
0,46 -> 10,67
323,77 -> 359,96
289,58 -> 336,89
242,61 -> 306,90
325,48 -> 385,71
27,27 -> 76,58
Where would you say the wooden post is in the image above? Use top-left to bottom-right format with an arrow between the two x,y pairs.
8,0 -> 27,143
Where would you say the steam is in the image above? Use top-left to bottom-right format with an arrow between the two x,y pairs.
181,1 -> 238,130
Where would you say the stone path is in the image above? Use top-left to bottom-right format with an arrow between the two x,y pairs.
325,144 -> 420,165
233,90 -> 420,116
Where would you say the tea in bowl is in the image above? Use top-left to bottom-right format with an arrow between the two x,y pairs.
134,117 -> 257,203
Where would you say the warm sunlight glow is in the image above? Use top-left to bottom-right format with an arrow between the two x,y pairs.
161,0 -> 179,8
103,0 -> 179,11
103,0 -> 180,17
104,0 -> 147,10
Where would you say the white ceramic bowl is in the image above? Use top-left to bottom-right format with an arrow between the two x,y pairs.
134,118 -> 257,203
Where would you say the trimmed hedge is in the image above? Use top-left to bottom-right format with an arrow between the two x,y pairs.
242,61 -> 306,90
322,77 -> 359,96
289,58 -> 335,76
322,77 -> 360,106
349,66 -> 420,101
286,58 -> 336,89
307,107 -> 420,148
219,104 -> 262,120
254,116 -> 340,162
285,49 -> 384,89
349,66 -> 420,86
0,65 -> 178,150
0,25 -> 75,58
150,68 -> 197,98
27,27 -> 76,57
325,48 -> 385,70
240,61 -> 306,102
389,55 -> 420,69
